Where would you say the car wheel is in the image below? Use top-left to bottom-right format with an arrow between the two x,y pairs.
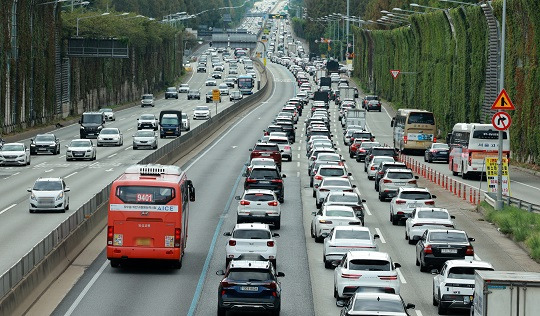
420,259 -> 428,272
27,157 -> 31,165
65,203 -> 69,211
349,152 -> 354,158
29,209 -> 34,213
378,192 -> 384,202
437,300 -> 448,315
334,286 -> 339,299
274,219 -> 281,230
433,287 -> 439,306
428,156 -> 433,163
405,230 -> 409,240
312,190 -> 316,198
424,154 -> 428,162
324,260 -> 333,269
93,153 -> 97,161
110,260 -> 120,268
364,165 -> 367,172
461,164 -> 468,179
310,225 -> 315,238
392,215 -> 399,226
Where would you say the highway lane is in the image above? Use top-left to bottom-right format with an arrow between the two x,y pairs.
301,80 -> 540,315
0,54 -> 261,274
52,61 -> 315,316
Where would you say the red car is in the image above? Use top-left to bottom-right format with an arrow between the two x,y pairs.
249,143 -> 282,171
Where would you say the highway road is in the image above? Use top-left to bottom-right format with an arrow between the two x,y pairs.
0,50 -> 261,275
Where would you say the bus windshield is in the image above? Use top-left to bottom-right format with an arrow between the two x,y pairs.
115,186 -> 175,205
408,112 -> 435,125
238,78 -> 253,89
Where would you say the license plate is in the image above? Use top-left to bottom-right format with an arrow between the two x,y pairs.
136,238 -> 151,246
441,248 -> 457,254
39,148 -> 46,151
74,153 -> 83,157
259,181 -> 270,184
440,151 -> 448,154
241,286 -> 258,291
408,203 -> 422,208
261,153 -> 270,157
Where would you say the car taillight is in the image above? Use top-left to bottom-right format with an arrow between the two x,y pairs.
314,175 -> 323,180
466,246 -> 474,256
341,273 -> 361,279
268,201 -> 278,206
271,179 -> 283,183
371,166 -> 376,170
175,228 -> 181,247
246,178 -> 257,183
350,138 -> 355,143
424,245 -> 432,254
240,200 -> 251,205
378,171 -> 384,174
107,226 -> 114,245
369,154 -> 374,160
220,280 -> 236,288
425,200 -> 435,205
265,281 -> 277,289
285,146 -> 291,150
267,241 -> 275,247
408,180 -> 417,184
359,149 -> 366,153
378,276 -> 397,280
395,200 -> 406,205
433,137 -> 437,143
319,219 -> 332,224
403,135 -> 408,144
383,179 -> 392,183
229,240 -> 236,246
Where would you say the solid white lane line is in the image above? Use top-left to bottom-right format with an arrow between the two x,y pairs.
64,260 -> 108,316
363,203 -> 372,216
375,228 -> 386,243
59,155 -> 66,158
124,146 -> 132,150
0,204 -> 17,215
65,172 -> 78,179
396,268 -> 407,284
511,180 -> 540,191
415,311 -> 423,316
108,153 -> 117,158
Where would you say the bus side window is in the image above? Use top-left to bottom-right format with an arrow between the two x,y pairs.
187,180 -> 196,202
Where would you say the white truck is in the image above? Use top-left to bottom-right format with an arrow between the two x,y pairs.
344,109 -> 366,130
471,270 -> 540,316
287,43 -> 296,56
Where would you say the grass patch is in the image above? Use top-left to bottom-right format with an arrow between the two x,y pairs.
482,201 -> 540,260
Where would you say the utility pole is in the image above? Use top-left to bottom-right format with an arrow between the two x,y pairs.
496,0 -> 507,210
346,0 -> 349,60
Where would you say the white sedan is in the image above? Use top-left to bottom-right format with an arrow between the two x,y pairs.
322,226 -> 379,269
390,187 -> 436,225
405,207 -> 455,244
65,139 -> 96,161
97,128 -> 123,146
314,176 -> 356,208
224,223 -> 279,267
0,143 -> 31,166
310,205 -> 361,242
193,105 -> 211,120
218,83 -> 230,95
98,108 -> 115,121
132,129 -> 158,150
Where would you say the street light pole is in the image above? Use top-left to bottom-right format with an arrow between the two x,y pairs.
496,0 -> 507,210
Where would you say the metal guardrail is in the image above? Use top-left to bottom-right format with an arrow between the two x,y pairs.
0,59 -> 270,303
484,192 -> 540,213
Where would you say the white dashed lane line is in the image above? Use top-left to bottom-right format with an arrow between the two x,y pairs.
0,204 -> 17,215
65,172 -> 78,179
396,268 -> 407,284
374,228 -> 386,243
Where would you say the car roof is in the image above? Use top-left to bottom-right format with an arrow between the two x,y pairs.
243,189 -> 277,195
398,187 -> 430,193
347,250 -> 391,260
234,223 -> 271,230
385,168 -> 413,173
443,259 -> 494,269
352,292 -> 402,302
229,260 -> 271,270
35,177 -> 62,182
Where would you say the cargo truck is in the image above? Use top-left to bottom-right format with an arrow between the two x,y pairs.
471,270 -> 540,316
343,109 -> 366,130
159,110 -> 182,138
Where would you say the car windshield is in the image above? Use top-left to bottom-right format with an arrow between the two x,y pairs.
328,194 -> 359,203
250,169 -> 279,179
135,131 -> 154,137
335,230 -> 370,240
99,108 -> 112,113
195,106 -> 209,111
372,157 -> 394,164
400,192 -> 432,200
244,193 -> 274,202
322,179 -> 350,187
429,232 -> 468,243
69,141 -> 91,147
325,210 -> 354,217
142,95 -> 153,100
115,185 -> 174,205
82,114 -> 103,124
227,269 -> 272,281
166,87 -> 176,92
100,129 -> 118,135
349,259 -> 391,271
140,115 -> 155,120
320,168 -> 345,177
433,143 -> 449,149
161,118 -> 178,125
33,180 -> 62,191
353,297 -> 403,312
447,267 -> 494,280
387,172 -> 413,179
233,229 -> 271,239
35,135 -> 55,142
418,210 -> 450,219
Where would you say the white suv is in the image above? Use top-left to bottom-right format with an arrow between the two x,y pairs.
333,251 -> 401,299
28,178 -> 70,213
378,169 -> 419,202
235,189 -> 281,229
390,187 -> 436,225
224,223 -> 279,267
432,259 -> 494,314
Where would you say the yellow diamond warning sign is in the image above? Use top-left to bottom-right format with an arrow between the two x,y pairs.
491,89 -> 515,110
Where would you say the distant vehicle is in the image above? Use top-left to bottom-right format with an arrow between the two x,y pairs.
206,91 -> 221,103
65,139 -> 96,161
165,87 -> 178,99
187,89 -> 201,100
391,109 -> 436,153
238,74 -> 255,95
229,90 -> 243,101
137,114 -> 158,131
98,108 -> 115,121
0,143 -> 31,166
79,112 -> 105,139
97,128 -> 123,146
159,110 -> 182,138
141,94 -> 155,107
30,133 -> 60,155
205,78 -> 217,86
181,112 -> 190,131
132,129 -> 158,150
178,84 -> 190,93
28,177 -> 70,213
218,83 -> 230,95
193,105 -> 211,120
424,143 -> 450,163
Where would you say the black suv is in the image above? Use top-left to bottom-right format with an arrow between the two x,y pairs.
187,90 -> 201,100
244,166 -> 286,203
216,259 -> 285,316
275,121 -> 296,143
364,147 -> 398,171
374,162 -> 408,191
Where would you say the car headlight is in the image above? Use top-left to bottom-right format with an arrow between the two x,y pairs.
66,150 -> 72,154
30,144 -> 36,147
98,126 -> 103,130
56,192 -> 64,201
30,193 -> 37,201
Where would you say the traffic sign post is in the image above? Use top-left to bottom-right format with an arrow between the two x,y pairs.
212,89 -> 220,115
390,70 -> 400,79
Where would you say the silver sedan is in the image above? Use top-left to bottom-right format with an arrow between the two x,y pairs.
132,129 -> 158,150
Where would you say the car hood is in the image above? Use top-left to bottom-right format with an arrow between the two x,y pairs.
194,110 -> 210,114
67,146 -> 92,151
133,136 -> 156,142
98,134 -> 119,138
32,190 -> 61,198
33,141 -> 55,145
0,150 -> 25,155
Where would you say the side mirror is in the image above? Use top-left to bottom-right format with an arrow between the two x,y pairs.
469,237 -> 475,242
336,300 -> 346,308
352,185 -> 357,188
321,233 -> 329,238
361,199 -> 366,203
276,272 -> 285,277
272,233 -> 280,238
374,234 -> 380,239
331,260 -> 341,268
234,196 -> 241,200
347,172 -> 352,176
431,269 -> 439,275
78,119 -> 82,124
27,188 -> 32,192
413,236 -> 421,241
406,303 -> 415,310
314,184 -> 319,189
248,148 -> 253,151
65,145 -> 68,148
282,174 -> 286,178
394,262 -> 401,269
30,138 -> 34,142
216,270 -> 225,275
414,176 -> 419,179
64,188 -> 71,192
432,195 -> 437,199
450,215 -> 456,219
223,232 -> 232,236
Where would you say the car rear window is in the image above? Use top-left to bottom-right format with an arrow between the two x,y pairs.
328,194 -> 359,203
33,181 -> 62,191
372,148 -> 396,156
233,229 -> 271,239
352,132 -> 372,139
353,298 -> 403,312
227,269 -> 272,281
244,193 -> 274,202
317,154 -> 339,161
322,179 -> 350,187
349,259 -> 391,271
447,267 -> 494,280
387,172 -> 413,179
429,231 -> 468,243
325,210 -> 355,217
254,144 -> 279,151
320,168 -> 345,177
335,230 -> 370,240
380,164 -> 407,171
249,169 -> 279,179
270,139 -> 288,145
408,112 -> 435,125
400,192 -> 432,200
417,210 -> 450,219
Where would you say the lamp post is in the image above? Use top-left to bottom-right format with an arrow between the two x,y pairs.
392,7 -> 425,15
76,12 -> 110,37
410,3 -> 447,11
382,10 -> 412,19
495,0 -> 507,210
438,0 -> 477,6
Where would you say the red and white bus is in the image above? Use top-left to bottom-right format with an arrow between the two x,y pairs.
107,164 -> 195,268
447,123 -> 510,179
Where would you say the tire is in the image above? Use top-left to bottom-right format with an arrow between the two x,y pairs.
433,287 -> 439,306
314,234 -> 323,243
310,225 -> 315,238
312,190 -> 316,197
416,256 -> 420,266
309,178 -> 313,187
324,260 -> 333,269
392,216 -> 399,226
110,260 -> 120,268
428,156 -> 433,163
349,152 -> 354,158
274,219 -> 281,230
461,164 -> 468,179
438,301 -> 447,315
378,192 -> 384,202
29,209 -> 34,213
334,286 -> 339,299
93,154 -> 97,161
420,260 -> 428,272
316,200 -> 321,209
65,202 -> 69,211
172,259 -> 182,269
217,307 -> 226,316
424,154 -> 428,162
27,158 -> 31,165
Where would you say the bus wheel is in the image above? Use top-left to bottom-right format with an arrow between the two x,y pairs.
173,259 -> 182,269
452,163 -> 458,176
461,165 -> 468,179
110,260 -> 120,268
